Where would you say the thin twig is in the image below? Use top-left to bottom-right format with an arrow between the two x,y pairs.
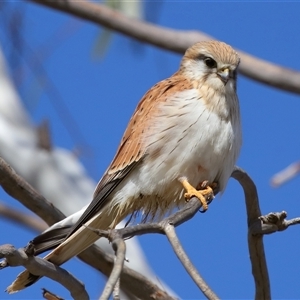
285,217 -> 300,227
164,223 -> 219,300
99,232 -> 126,300
28,0 -> 300,95
81,245 -> 176,300
231,167 -> 271,300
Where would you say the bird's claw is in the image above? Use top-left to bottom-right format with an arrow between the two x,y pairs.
181,179 -> 215,212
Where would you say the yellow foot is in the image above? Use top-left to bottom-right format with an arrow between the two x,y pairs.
180,179 -> 215,211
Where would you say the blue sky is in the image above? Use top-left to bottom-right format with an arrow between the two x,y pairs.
1,1 -> 300,299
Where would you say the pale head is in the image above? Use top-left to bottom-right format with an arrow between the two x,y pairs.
180,40 -> 240,92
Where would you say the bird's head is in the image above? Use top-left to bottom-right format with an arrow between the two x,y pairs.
180,40 -> 240,92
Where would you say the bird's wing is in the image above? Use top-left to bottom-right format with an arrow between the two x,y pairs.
66,73 -> 187,237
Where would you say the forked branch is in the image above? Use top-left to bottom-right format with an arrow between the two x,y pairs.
84,195 -> 218,300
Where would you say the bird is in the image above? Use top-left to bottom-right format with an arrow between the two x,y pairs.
7,40 -> 242,293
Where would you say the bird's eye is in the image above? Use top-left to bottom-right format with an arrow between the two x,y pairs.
204,57 -> 217,68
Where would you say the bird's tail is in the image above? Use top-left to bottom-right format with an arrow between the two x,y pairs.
6,205 -> 122,293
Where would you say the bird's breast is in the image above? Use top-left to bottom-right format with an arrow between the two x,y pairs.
110,88 -> 241,220
143,88 -> 241,194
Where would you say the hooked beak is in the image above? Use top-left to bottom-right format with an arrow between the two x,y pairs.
217,68 -> 230,84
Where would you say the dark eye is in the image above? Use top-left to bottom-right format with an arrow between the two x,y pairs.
204,57 -> 217,68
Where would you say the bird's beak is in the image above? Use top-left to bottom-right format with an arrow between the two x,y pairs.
217,68 -> 230,84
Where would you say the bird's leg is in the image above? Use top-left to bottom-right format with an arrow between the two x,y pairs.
180,178 -> 216,211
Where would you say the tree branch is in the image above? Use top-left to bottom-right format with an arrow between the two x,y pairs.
27,0 -> 300,95
99,231 -> 126,300
0,202 -> 47,232
164,223 -> 218,300
0,245 -> 88,300
231,167 -> 271,300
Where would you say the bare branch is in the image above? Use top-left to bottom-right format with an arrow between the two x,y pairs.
99,231 -> 126,300
84,197 -> 216,300
285,217 -> 300,227
86,197 -> 215,299
77,245 -> 176,300
0,202 -> 47,232
84,186 -> 217,299
115,196 -> 216,241
27,0 -> 300,95
93,196 -> 217,300
270,161 -> 300,187
231,167 -> 271,300
1,245 -> 88,300
112,279 -> 120,300
164,223 -> 219,300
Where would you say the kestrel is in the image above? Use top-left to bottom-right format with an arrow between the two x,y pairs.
8,40 -> 242,292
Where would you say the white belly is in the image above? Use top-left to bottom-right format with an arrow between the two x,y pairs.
110,89 -> 241,220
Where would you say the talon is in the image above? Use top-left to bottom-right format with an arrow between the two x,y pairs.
180,178 -> 215,211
